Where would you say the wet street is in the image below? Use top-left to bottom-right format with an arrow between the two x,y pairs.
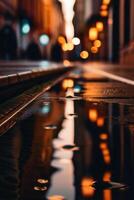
0,64 -> 134,200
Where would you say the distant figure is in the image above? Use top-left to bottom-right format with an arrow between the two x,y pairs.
26,38 -> 42,61
51,40 -> 63,62
0,12 -> 17,60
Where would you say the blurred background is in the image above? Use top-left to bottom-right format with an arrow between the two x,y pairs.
0,0 -> 133,64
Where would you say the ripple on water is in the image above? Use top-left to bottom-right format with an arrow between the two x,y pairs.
62,144 -> 80,151
37,179 -> 48,184
43,124 -> 57,130
34,186 -> 47,191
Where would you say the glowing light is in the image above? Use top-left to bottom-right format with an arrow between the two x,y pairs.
62,79 -> 74,90
72,37 -> 80,45
67,42 -> 74,51
89,109 -> 98,122
37,179 -> 48,184
81,178 -> 95,187
59,0 -> 76,41
62,42 -> 74,51
102,149 -> 110,156
96,22 -> 104,32
63,59 -> 71,66
58,36 -> 66,44
103,189 -> 112,200
99,143 -> 107,150
74,85 -> 81,93
39,34 -> 50,46
41,104 -> 50,114
104,155 -> 111,164
103,0 -> 111,5
97,117 -> 104,127
22,23 -> 30,34
94,40 -> 102,48
62,43 -> 68,51
103,171 -> 111,182
82,186 -> 95,197
99,133 -> 108,140
89,27 -> 98,41
91,46 -> 98,54
48,195 -> 65,200
81,178 -> 95,197
34,186 -> 47,191
80,51 -> 89,59
100,10 -> 108,17
101,4 -> 108,10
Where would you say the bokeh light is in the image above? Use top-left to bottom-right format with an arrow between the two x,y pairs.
89,27 -> 98,41
101,4 -> 108,10
96,22 -> 104,32
100,10 -> 108,17
94,40 -> 102,48
91,46 -> 98,54
89,109 -> 98,122
39,34 -> 50,46
72,37 -> 80,45
97,117 -> 104,126
58,36 -> 66,44
22,23 -> 30,34
62,79 -> 74,89
103,0 -> 111,5
80,51 -> 89,59
99,133 -> 108,140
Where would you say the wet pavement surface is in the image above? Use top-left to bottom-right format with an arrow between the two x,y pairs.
0,66 -> 134,200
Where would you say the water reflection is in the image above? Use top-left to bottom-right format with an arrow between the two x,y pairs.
0,125 -> 21,200
0,79 -> 134,200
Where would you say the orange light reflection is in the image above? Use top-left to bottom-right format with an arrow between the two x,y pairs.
97,117 -> 104,127
99,133 -> 108,140
81,177 -> 95,187
82,186 -> 95,197
103,190 -> 112,200
104,155 -> 111,164
99,143 -> 107,150
103,171 -> 112,182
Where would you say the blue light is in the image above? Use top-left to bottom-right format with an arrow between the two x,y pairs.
74,85 -> 81,93
39,34 -> 50,46
22,23 -> 30,34
41,104 -> 50,114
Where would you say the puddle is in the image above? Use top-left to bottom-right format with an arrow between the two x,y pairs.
0,73 -> 134,200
